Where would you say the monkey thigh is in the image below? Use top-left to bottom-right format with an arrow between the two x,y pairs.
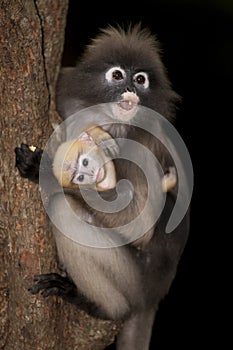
49,193 -> 144,320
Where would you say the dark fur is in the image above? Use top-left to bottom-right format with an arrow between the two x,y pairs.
56,24 -> 180,119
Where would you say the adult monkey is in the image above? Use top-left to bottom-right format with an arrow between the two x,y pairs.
15,24 -> 191,350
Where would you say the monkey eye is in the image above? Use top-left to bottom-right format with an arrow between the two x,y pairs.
77,174 -> 84,182
133,72 -> 149,88
82,158 -> 88,167
112,70 -> 124,80
105,66 -> 126,83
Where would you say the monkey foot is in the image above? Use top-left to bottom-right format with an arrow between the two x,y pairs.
29,273 -> 78,299
29,273 -> 103,317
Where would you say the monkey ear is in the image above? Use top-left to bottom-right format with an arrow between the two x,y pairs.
78,132 -> 95,146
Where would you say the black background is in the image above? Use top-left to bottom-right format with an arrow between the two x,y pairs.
61,0 -> 232,348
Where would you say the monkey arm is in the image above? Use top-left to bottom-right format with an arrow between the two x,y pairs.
85,125 -> 120,159
85,125 -> 112,144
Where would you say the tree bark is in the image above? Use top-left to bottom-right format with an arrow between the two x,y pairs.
0,1 -> 120,349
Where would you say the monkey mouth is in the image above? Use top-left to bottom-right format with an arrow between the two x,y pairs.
96,167 -> 105,183
111,91 -> 139,121
118,100 -> 137,111
118,91 -> 139,111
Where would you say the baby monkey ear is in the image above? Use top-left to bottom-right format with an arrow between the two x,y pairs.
78,132 -> 95,146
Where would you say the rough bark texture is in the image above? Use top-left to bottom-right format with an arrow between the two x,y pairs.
0,1 -> 120,349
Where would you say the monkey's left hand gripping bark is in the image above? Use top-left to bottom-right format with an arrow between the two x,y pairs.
15,144 -> 51,184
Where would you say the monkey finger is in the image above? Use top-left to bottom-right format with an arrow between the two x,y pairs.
15,144 -> 43,182
99,139 -> 120,158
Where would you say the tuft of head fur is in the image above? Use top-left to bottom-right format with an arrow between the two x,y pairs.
87,23 -> 160,57
81,23 -> 164,78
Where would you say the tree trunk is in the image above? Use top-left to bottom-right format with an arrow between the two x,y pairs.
0,1 -> 120,349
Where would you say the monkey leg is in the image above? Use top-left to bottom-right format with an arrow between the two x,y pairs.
116,308 -> 156,350
28,273 -> 102,317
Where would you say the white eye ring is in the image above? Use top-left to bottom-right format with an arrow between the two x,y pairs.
105,66 -> 126,83
133,72 -> 149,88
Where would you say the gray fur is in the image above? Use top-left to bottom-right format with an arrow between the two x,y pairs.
51,24 -> 189,349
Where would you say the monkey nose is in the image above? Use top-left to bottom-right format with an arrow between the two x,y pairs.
126,86 -> 135,93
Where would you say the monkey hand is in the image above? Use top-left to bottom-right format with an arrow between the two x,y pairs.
162,167 -> 177,192
84,125 -> 120,159
15,144 -> 43,184
98,138 -> 120,159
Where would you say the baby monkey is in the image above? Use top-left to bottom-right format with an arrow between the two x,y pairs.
29,125 -> 177,193
53,126 -> 118,192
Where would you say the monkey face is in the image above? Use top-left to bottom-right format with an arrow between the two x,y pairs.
64,25 -> 180,120
74,59 -> 157,113
53,140 -> 117,190
72,152 -> 105,186
104,65 -> 148,105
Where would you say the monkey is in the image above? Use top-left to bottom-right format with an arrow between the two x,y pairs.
52,125 -> 118,191
15,24 -> 191,350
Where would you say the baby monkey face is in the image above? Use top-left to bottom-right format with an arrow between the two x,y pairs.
52,127 -> 117,191
72,150 -> 105,186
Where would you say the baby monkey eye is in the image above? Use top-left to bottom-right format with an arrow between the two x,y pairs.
82,158 -> 88,166
78,174 -> 84,182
